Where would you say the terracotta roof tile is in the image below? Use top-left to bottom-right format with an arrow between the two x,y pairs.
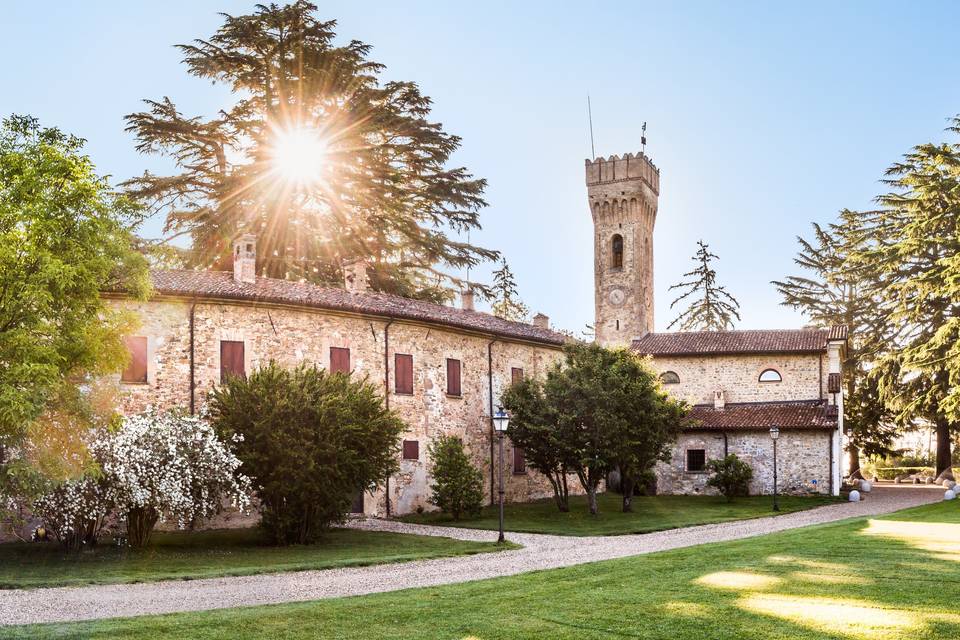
687,400 -> 837,431
633,327 -> 847,356
135,270 -> 568,346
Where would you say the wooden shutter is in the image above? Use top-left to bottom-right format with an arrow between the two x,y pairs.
827,372 -> 842,394
513,446 -> 526,474
446,358 -> 462,396
121,336 -> 148,383
330,347 -> 351,374
395,353 -> 413,394
220,340 -> 245,381
402,440 -> 419,460
511,367 -> 524,385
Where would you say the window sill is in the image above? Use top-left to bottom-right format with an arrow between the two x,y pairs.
394,391 -> 415,397
446,394 -> 463,399
512,471 -> 527,476
120,381 -> 150,386
685,470 -> 707,475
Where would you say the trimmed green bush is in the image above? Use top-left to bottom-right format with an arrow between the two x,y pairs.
706,454 -> 753,501
427,435 -> 483,520
209,362 -> 404,545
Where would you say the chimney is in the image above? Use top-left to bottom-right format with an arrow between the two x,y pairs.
532,313 -> 549,330
460,289 -> 475,311
342,257 -> 370,294
232,233 -> 257,284
713,389 -> 726,410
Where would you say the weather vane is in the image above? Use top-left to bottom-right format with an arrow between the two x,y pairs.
641,122 -> 647,154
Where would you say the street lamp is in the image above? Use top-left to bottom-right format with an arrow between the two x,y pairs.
492,406 -> 510,544
770,426 -> 780,512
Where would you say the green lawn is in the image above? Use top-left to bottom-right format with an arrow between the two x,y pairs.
9,500 -> 960,639
401,491 -> 840,535
0,527 -> 509,590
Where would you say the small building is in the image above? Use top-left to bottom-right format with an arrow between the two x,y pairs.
635,329 -> 845,496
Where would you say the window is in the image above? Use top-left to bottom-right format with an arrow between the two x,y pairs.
220,340 -> 245,381
395,353 -> 414,394
511,367 -> 524,385
660,371 -> 680,385
513,446 -> 526,474
611,234 -> 624,269
330,347 -> 351,374
402,440 -> 419,460
121,336 -> 148,383
686,449 -> 706,473
446,358 -> 462,396
759,368 -> 782,383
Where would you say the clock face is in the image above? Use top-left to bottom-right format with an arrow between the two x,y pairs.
608,288 -> 626,306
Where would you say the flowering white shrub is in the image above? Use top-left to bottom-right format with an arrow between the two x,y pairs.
92,408 -> 251,547
32,475 -> 114,551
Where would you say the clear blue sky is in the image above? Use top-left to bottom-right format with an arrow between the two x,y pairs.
5,1 -> 959,333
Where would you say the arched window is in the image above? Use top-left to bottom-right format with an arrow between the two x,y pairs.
611,234 -> 624,269
759,369 -> 782,383
660,371 -> 680,385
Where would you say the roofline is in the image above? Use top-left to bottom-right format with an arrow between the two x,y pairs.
103,291 -> 568,350
637,348 -> 829,357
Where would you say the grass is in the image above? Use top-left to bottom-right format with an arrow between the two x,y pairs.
400,491 -> 841,535
8,499 -> 960,639
0,527 -> 510,590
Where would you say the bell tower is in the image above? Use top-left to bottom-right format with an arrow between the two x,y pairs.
586,152 -> 659,347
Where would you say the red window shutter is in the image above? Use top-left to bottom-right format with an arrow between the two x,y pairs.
513,446 -> 526,474
446,358 -> 462,396
402,440 -> 419,460
330,347 -> 351,374
395,354 -> 413,394
121,336 -> 148,383
511,367 -> 524,385
220,341 -> 245,381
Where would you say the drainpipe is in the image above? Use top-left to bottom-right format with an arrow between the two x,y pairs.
189,299 -> 197,415
383,318 -> 395,517
828,429 -> 835,495
487,339 -> 498,506
723,432 -> 728,457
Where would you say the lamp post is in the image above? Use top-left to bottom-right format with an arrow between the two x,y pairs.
770,426 -> 780,512
492,406 -> 510,544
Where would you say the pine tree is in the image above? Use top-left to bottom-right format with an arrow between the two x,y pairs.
773,212 -> 898,475
851,117 -> 960,475
123,1 -> 497,304
668,240 -> 740,331
489,259 -> 530,322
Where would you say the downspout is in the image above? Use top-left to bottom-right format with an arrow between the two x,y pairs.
829,429 -> 835,496
383,318 -> 395,517
723,432 -> 728,457
189,299 -> 197,415
487,339 -> 498,506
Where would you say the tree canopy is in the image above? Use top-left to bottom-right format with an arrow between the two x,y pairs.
0,115 -> 148,495
502,343 -> 687,515
124,1 -> 497,303
668,240 -> 740,331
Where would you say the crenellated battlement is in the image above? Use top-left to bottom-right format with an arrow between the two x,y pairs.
584,152 -> 659,195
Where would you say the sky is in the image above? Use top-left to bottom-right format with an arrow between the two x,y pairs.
4,1 -> 960,334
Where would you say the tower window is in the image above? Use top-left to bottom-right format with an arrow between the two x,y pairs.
611,234 -> 624,269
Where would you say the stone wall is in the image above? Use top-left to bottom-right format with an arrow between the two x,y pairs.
648,353 -> 827,406
655,429 -> 833,496
108,297 -> 570,517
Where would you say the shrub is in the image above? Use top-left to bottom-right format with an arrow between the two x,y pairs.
706,454 -> 753,501
32,475 -> 114,551
209,362 -> 404,545
93,408 -> 250,547
427,435 -> 483,520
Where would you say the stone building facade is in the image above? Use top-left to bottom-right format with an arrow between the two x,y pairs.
107,242 -> 572,517
588,153 -> 845,496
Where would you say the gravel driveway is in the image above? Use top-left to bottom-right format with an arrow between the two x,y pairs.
0,485 -> 941,626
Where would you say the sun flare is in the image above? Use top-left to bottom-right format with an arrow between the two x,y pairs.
269,127 -> 329,185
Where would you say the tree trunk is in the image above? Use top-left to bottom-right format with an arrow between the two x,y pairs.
586,484 -> 598,516
935,418 -> 953,476
847,443 -> 861,477
621,472 -> 634,513
126,506 -> 159,548
549,472 -> 570,512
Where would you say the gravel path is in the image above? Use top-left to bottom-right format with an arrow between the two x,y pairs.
0,485 -> 940,627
